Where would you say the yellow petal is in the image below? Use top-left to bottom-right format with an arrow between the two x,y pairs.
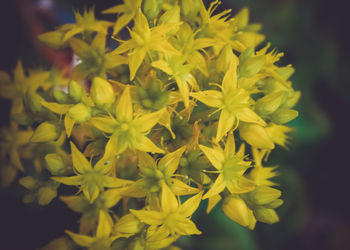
41,101 -> 71,114
238,108 -> 266,126
64,114 -> 75,138
134,135 -> 165,154
65,230 -> 93,247
130,209 -> 164,226
137,151 -> 156,168
70,142 -> 91,173
151,60 -> 173,75
51,176 -> 81,186
216,109 -> 236,142
206,194 -> 222,214
175,76 -> 189,107
158,146 -> 186,177
190,90 -> 222,108
178,191 -> 203,217
202,174 -> 226,199
128,47 -> 147,80
198,145 -> 224,170
222,60 -> 237,93
161,182 -> 178,213
96,210 -> 112,238
170,178 -> 200,196
116,86 -> 133,121
224,132 -> 236,157
89,117 -> 117,133
132,108 -> 165,133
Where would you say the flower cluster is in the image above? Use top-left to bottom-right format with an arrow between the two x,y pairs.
0,0 -> 299,249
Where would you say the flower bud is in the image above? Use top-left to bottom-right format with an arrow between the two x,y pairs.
270,108 -> 298,124
158,5 -> 180,25
45,153 -> 66,175
254,207 -> 279,224
216,45 -> 238,73
281,90 -> 301,109
180,0 -> 201,23
222,196 -> 256,229
142,0 -> 163,22
239,123 -> 274,149
276,65 -> 295,81
19,176 -> 38,190
255,91 -> 286,117
68,80 -> 84,102
248,186 -> 281,205
53,90 -> 69,103
38,185 -> 57,205
25,91 -> 44,113
238,55 -> 266,78
91,77 -> 115,108
235,8 -> 249,29
38,30 -> 66,49
68,103 -> 91,123
265,199 -> 283,209
31,122 -> 60,143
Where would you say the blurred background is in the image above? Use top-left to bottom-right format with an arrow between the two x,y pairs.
0,0 -> 349,249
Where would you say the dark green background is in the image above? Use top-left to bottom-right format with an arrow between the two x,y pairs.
1,0 -> 349,249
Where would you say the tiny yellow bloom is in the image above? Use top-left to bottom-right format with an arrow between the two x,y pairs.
200,133 -> 255,199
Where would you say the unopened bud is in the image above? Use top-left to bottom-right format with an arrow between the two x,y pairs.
238,55 -> 266,78
158,5 -> 180,25
265,198 -> 283,209
38,185 -> 57,205
19,176 -> 38,190
38,30 -> 66,49
239,123 -> 274,149
235,8 -> 249,29
45,153 -> 66,175
91,77 -> 115,108
142,0 -> 163,22
53,90 -> 69,103
270,108 -> 298,124
68,80 -> 84,102
31,122 -> 60,143
25,91 -> 44,113
255,91 -> 286,117
254,207 -> 279,224
222,196 -> 256,229
248,186 -> 281,205
68,103 -> 91,123
180,0 -> 201,23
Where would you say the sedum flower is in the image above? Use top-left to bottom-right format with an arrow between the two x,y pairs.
66,210 -> 119,250
191,61 -> 266,142
131,182 -> 203,236
52,142 -> 132,203
90,86 -> 165,158
200,133 -> 255,199
102,0 -> 142,36
112,10 -> 180,80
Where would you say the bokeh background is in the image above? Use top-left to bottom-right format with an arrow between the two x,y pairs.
0,0 -> 349,249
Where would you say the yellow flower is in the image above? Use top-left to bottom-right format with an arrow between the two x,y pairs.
112,10 -> 180,80
200,133 -> 255,199
52,142 -> 132,203
62,8 -> 112,42
90,86 -> 165,158
0,122 -> 32,171
122,147 -> 199,197
70,34 -> 127,80
60,189 -> 123,234
66,210 -> 119,250
102,0 -> 142,36
248,147 -> 278,187
191,61 -> 266,142
131,182 -> 202,236
0,61 -> 49,115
